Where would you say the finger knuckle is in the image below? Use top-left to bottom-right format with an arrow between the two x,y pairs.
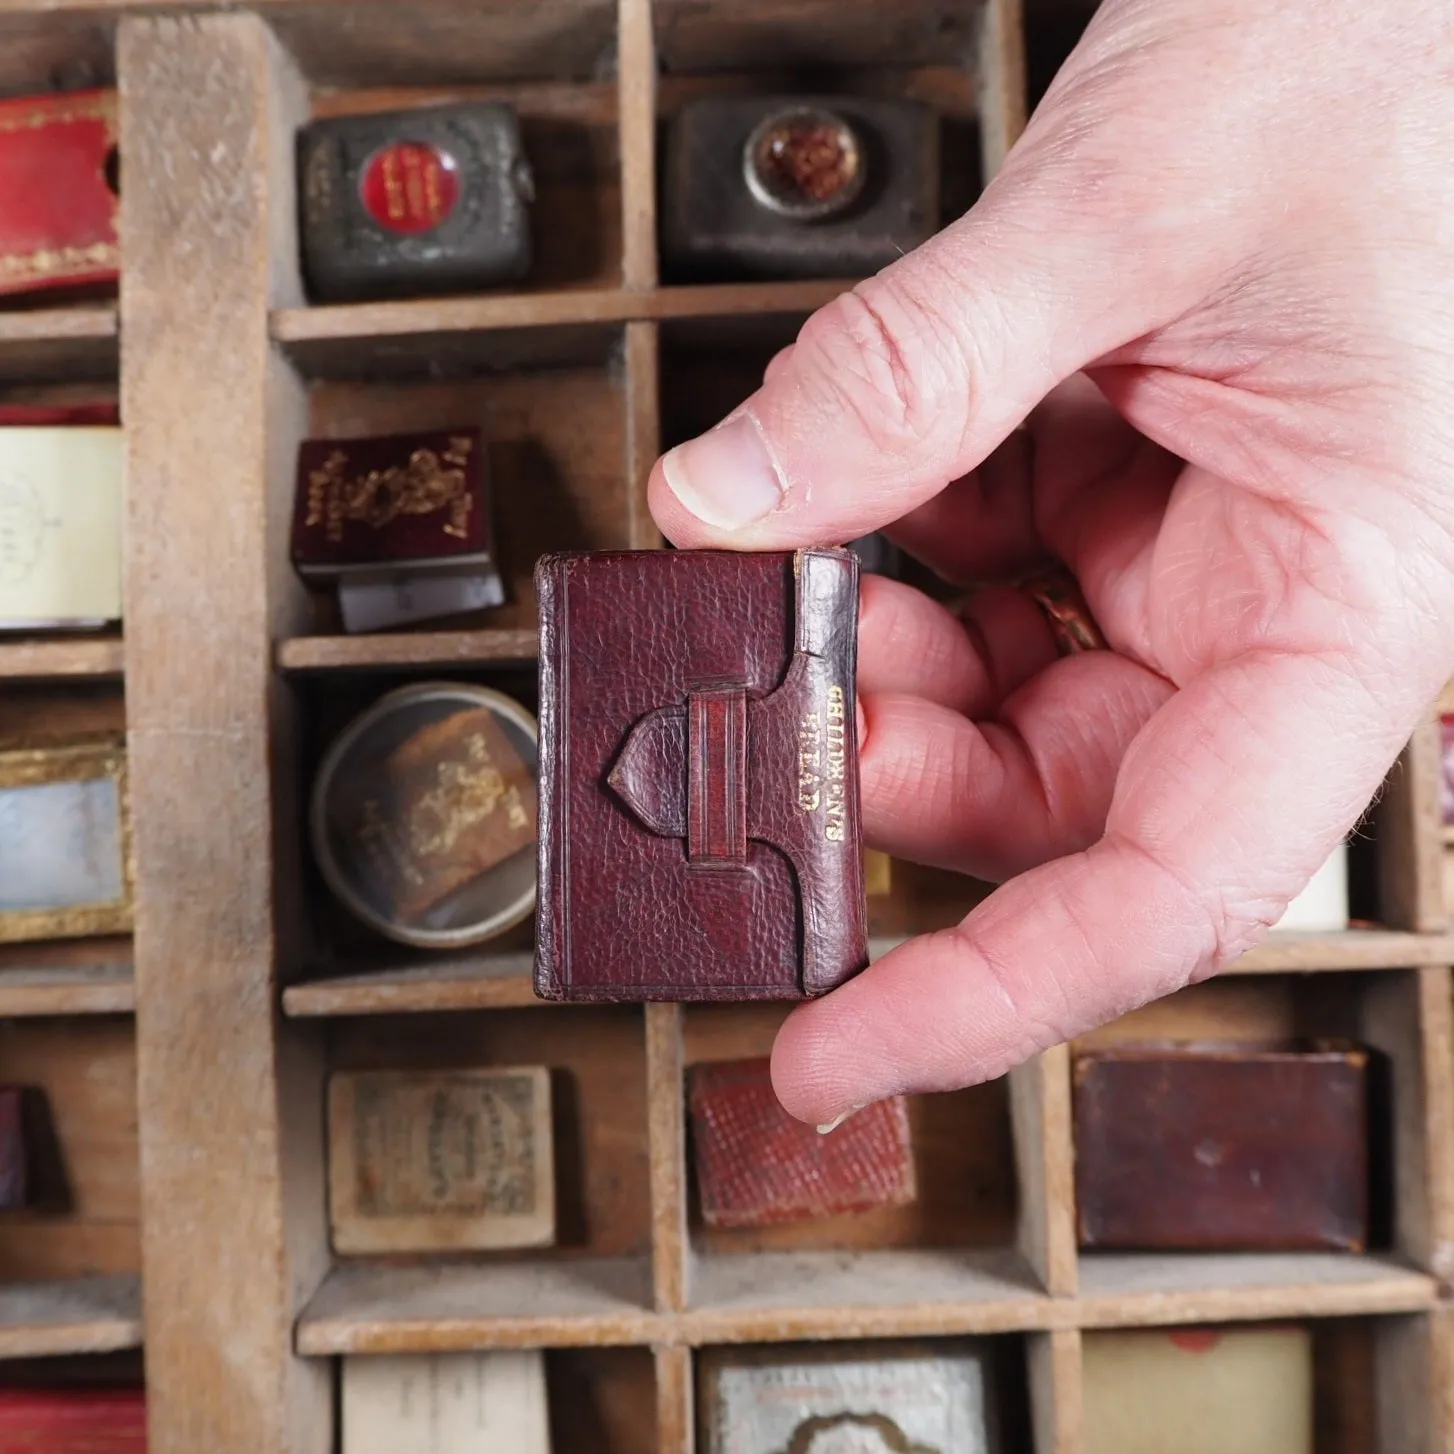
795,276 -> 971,460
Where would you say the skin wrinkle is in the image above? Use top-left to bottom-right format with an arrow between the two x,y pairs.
647,0 -> 1454,1125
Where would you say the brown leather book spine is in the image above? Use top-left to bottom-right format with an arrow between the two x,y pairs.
1073,1045 -> 1369,1250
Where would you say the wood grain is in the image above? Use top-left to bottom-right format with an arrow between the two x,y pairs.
655,1343 -> 692,1454
1011,1047 -> 1077,1295
0,962 -> 133,1017
118,15 -> 330,1454
283,954 -> 538,1016
0,306 -> 117,385
618,0 -> 657,290
277,629 -> 537,672
0,636 -> 123,682
1029,1329 -> 1083,1454
646,1004 -> 689,1312
0,1276 -> 141,1360
1378,722 -> 1448,932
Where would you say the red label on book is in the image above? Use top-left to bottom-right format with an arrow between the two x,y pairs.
359,142 -> 459,234
0,91 -> 119,298
0,1389 -> 145,1453
689,1057 -> 915,1227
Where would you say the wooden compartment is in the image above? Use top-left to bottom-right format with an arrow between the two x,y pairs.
0,2 -> 1443,1453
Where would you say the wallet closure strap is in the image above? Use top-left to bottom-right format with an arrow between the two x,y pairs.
687,685 -> 748,866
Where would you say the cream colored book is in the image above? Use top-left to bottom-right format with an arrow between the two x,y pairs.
1273,842 -> 1348,932
328,1066 -> 555,1254
1083,1325 -> 1312,1454
342,1351 -> 550,1454
0,427 -> 123,627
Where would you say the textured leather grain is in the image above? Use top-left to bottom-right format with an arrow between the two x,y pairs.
1073,1044 -> 1370,1251
689,1057 -> 915,1227
535,548 -> 868,1001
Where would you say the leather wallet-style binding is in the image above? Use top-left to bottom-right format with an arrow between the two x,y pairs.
534,548 -> 869,1002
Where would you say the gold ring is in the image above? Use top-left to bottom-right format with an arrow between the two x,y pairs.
1021,566 -> 1107,656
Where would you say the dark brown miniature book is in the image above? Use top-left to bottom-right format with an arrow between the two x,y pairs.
534,548 -> 868,1003
344,707 -> 536,927
0,1088 -> 23,1211
689,1057 -> 914,1227
1073,1043 -> 1369,1251
298,103 -> 532,302
661,96 -> 939,281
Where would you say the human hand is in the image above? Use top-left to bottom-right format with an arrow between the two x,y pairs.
647,0 -> 1454,1126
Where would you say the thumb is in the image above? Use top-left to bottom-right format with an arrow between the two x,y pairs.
647,14 -> 1235,547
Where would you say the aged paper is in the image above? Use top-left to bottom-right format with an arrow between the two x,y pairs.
343,1350 -> 549,1454
329,1067 -> 554,1253
0,427 -> 122,626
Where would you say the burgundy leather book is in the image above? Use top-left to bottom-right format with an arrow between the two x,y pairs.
689,1057 -> 914,1227
291,428 -> 493,579
0,1389 -> 145,1452
534,548 -> 867,1002
1073,1043 -> 1369,1250
0,402 -> 119,426
0,91 -> 118,299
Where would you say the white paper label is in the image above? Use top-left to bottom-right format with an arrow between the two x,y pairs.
0,777 -> 123,910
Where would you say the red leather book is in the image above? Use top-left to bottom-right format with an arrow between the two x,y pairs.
291,428 -> 493,579
1073,1043 -> 1369,1250
0,402 -> 119,427
534,548 -> 868,1002
0,91 -> 119,299
0,1389 -> 146,1452
689,1057 -> 914,1227
0,1088 -> 23,1211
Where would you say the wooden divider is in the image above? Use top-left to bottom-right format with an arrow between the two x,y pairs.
0,1 -> 1447,1451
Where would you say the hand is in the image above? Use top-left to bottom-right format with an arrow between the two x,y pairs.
647,0 -> 1454,1126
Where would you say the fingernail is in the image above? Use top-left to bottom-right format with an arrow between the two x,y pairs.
816,1102 -> 867,1135
660,413 -> 784,531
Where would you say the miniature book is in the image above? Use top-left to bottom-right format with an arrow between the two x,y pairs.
342,1350 -> 549,1454
312,684 -> 539,950
689,1057 -> 914,1227
661,96 -> 938,280
1082,1325 -> 1312,1454
0,1088 -> 23,1211
1272,843 -> 1348,931
0,90 -> 118,298
298,103 -> 533,301
1074,1043 -> 1368,1249
0,426 -> 123,630
534,548 -> 868,1002
698,1340 -> 995,1454
328,1067 -> 554,1253
0,1388 -> 146,1453
0,736 -> 132,944
291,427 -> 503,632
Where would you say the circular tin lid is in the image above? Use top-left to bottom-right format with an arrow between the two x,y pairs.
310,681 -> 538,950
742,106 -> 866,222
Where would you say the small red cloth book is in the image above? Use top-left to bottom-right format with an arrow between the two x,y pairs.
290,428 -> 493,579
0,1389 -> 145,1452
0,91 -> 119,299
689,1057 -> 915,1227
0,402 -> 119,427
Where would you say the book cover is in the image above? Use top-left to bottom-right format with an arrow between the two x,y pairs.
0,427 -> 123,628
0,91 -> 119,298
291,428 -> 492,578
689,1057 -> 914,1227
0,1388 -> 146,1453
